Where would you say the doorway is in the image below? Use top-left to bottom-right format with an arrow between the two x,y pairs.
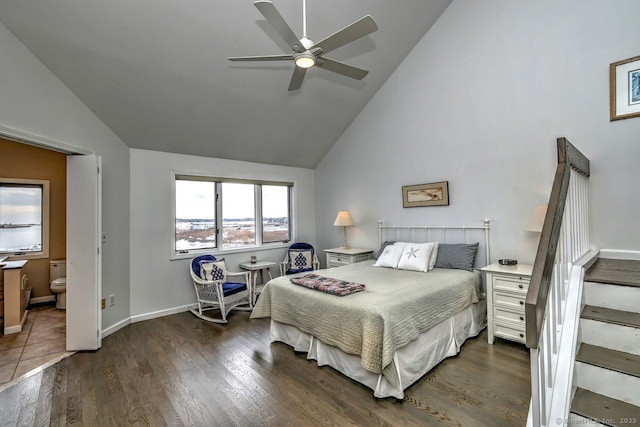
0,135 -> 101,387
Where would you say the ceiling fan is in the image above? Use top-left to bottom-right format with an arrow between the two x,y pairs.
228,0 -> 378,91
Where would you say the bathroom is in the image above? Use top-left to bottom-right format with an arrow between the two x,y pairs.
0,137 -> 70,386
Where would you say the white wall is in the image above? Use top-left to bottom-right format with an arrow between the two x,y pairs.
0,22 -> 131,329
129,149 -> 315,317
315,0 -> 640,265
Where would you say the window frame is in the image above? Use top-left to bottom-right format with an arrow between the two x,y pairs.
0,178 -> 50,260
171,172 -> 293,259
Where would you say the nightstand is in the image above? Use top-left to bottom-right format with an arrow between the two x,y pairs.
481,262 -> 533,345
324,248 -> 373,268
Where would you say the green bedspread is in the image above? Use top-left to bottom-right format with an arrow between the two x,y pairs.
250,261 -> 482,387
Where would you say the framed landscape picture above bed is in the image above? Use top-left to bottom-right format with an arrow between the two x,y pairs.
402,181 -> 449,207
610,54 -> 640,121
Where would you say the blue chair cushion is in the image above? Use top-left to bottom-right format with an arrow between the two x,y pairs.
191,255 -> 216,278
286,266 -> 315,275
222,282 -> 247,296
289,242 -> 314,251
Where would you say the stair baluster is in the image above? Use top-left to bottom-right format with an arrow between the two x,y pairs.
525,138 -> 594,426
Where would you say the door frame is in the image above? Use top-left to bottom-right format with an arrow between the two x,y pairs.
0,125 -> 101,348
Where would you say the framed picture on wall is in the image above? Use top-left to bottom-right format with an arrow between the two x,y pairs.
402,181 -> 449,207
610,54 -> 640,121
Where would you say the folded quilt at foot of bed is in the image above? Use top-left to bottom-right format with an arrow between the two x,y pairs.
290,273 -> 366,296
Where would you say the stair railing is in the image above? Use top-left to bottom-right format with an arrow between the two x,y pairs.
525,138 -> 595,426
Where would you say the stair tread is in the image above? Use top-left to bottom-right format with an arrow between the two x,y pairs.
582,305 -> 640,328
577,343 -> 640,378
571,388 -> 640,427
585,258 -> 640,287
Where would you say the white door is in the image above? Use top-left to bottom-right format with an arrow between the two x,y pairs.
66,154 -> 102,350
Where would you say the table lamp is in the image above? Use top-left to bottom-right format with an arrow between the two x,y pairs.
525,205 -> 548,232
333,210 -> 354,249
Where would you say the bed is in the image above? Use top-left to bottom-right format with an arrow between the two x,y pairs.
250,221 -> 491,398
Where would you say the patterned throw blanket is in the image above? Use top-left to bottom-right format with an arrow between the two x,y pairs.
290,273 -> 366,296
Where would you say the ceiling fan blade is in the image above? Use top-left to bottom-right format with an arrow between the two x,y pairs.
228,54 -> 293,61
254,1 -> 304,53
288,66 -> 306,91
315,57 -> 368,80
310,15 -> 378,56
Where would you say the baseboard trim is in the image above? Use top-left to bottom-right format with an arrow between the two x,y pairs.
101,317 -> 131,339
4,324 -> 22,334
130,304 -> 195,324
599,249 -> 640,261
30,295 -> 56,304
100,303 -> 198,338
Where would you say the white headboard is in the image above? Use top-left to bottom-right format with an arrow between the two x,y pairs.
377,220 -> 491,268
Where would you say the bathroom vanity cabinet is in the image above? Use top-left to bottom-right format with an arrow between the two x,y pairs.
2,260 -> 28,335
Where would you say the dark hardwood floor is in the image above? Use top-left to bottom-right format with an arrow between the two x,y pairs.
0,311 -> 531,426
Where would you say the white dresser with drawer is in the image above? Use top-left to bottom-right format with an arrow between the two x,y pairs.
323,247 -> 373,268
481,262 -> 533,345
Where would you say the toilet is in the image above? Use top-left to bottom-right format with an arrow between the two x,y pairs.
50,260 -> 67,310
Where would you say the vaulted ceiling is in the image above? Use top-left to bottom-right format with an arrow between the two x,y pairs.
0,0 -> 452,168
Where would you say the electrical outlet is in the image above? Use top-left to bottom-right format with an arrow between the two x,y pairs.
109,294 -> 115,307
101,298 -> 106,310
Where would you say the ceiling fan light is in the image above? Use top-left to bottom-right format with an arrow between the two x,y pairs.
295,53 -> 315,69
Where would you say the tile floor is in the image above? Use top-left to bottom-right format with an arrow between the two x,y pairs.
0,303 -> 74,387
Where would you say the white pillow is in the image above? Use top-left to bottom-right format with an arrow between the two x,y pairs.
374,242 -> 406,268
200,259 -> 227,282
428,242 -> 439,271
397,242 -> 436,272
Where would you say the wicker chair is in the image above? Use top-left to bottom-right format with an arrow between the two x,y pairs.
279,242 -> 320,276
189,255 -> 252,323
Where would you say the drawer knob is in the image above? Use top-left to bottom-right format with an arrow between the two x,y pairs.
519,301 -> 524,305
518,284 -> 523,289
519,333 -> 524,338
519,316 -> 524,321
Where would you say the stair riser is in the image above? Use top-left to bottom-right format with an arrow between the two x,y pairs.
568,413 -> 608,426
575,361 -> 640,406
580,319 -> 640,356
584,282 -> 640,314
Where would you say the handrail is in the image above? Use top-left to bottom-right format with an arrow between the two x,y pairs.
525,137 -> 590,348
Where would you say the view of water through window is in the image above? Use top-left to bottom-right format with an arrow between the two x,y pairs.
262,185 -> 289,243
0,185 -> 43,253
175,180 -> 216,251
222,182 -> 255,247
175,179 -> 290,251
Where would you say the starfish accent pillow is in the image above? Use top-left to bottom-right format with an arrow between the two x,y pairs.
397,242 -> 436,272
373,242 -> 406,268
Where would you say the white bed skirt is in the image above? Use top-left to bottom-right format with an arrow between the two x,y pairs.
270,298 -> 487,399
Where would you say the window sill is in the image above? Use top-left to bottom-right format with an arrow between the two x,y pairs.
1,251 -> 50,261
171,242 -> 290,261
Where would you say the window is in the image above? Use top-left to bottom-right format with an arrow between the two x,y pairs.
262,185 -> 290,243
222,182 -> 256,248
0,178 -> 50,259
174,174 -> 291,256
175,180 -> 216,252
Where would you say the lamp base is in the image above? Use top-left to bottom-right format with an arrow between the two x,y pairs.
340,246 -> 351,250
